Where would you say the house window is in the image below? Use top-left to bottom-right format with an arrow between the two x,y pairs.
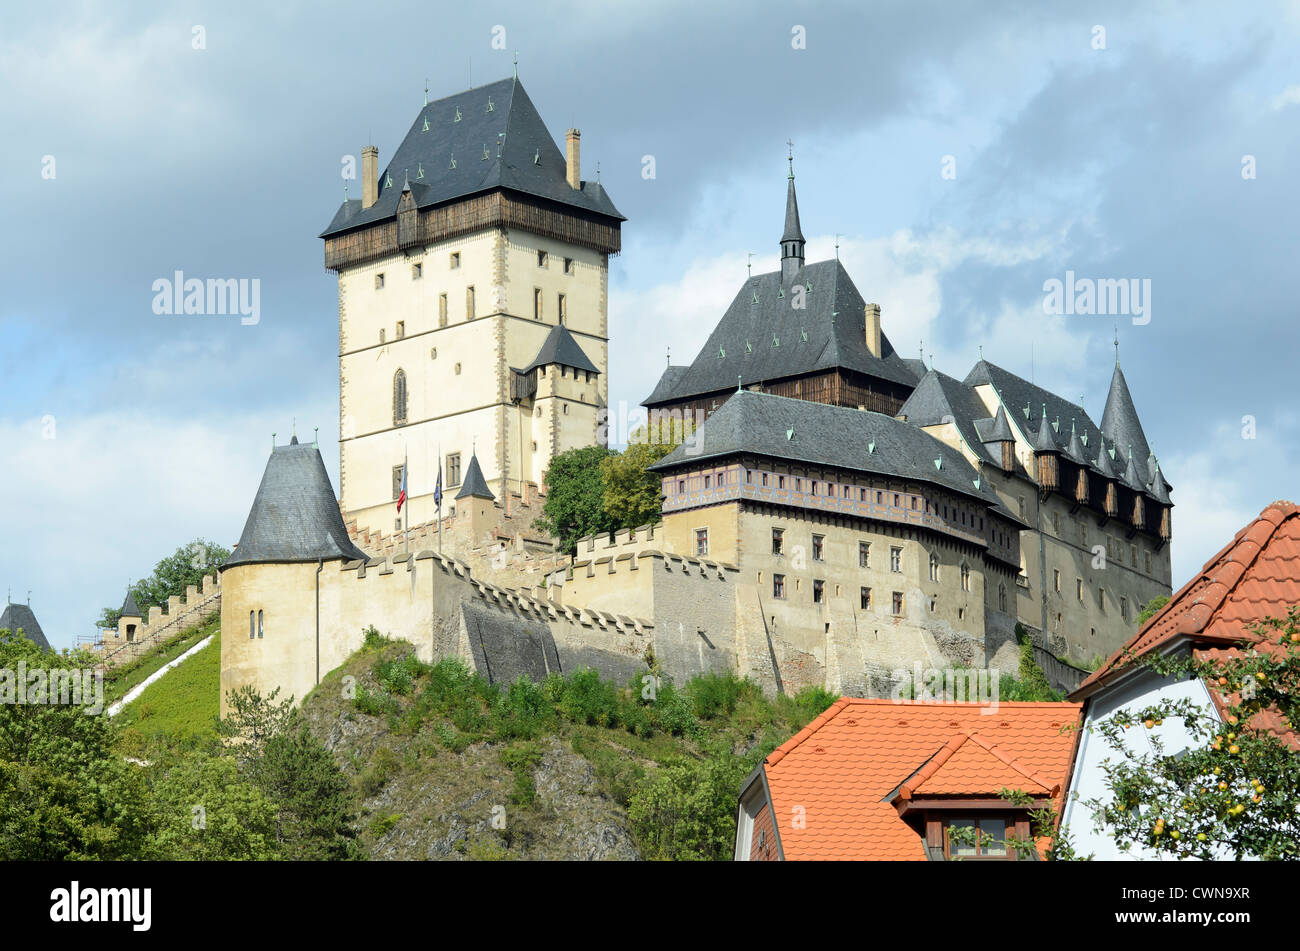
890,547 -> 902,573
439,293 -> 448,326
892,591 -> 904,616
450,252 -> 461,268
412,262 -> 423,279
447,453 -> 462,488
564,257 -> 574,275
558,293 -> 567,324
813,579 -> 825,604
395,320 -> 405,339
375,272 -> 385,289
812,534 -> 824,561
860,587 -> 872,610
1053,569 -> 1061,594
773,574 -> 786,599
538,250 -> 548,267
859,541 -> 870,568
929,553 -> 940,582
772,528 -> 784,555
695,529 -> 709,557
944,817 -> 1008,860
393,369 -> 408,426
257,610 -> 264,639
961,563 -> 970,592
466,285 -> 475,319
534,287 -> 543,319
1076,578 -> 1084,602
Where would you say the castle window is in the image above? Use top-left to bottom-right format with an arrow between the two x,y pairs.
395,321 -> 405,339
811,481 -> 818,497
911,497 -> 919,511
813,579 -> 825,604
379,328 -> 386,344
796,478 -> 802,491
860,488 -> 866,501
466,286 -> 476,319
1098,588 -> 1106,614
1076,578 -> 1084,602
778,476 -> 785,489
678,480 -> 685,493
393,369 -> 408,426
249,610 -> 255,640
961,563 -> 971,592
859,541 -> 870,568
772,528 -> 784,556
876,491 -> 883,504
812,534 -> 824,561
929,554 -> 940,582
1130,544 -> 1138,566
564,257 -> 574,275
450,252 -> 461,269
773,574 -> 786,599
454,362 -> 462,375
375,272 -> 385,289
929,597 -> 936,613
893,493 -> 901,507
1018,496 -> 1026,519
860,587 -> 872,610
431,347 -> 438,359
762,473 -> 769,486
704,475 -> 711,488
447,453 -> 461,488
392,465 -> 405,500
558,293 -> 567,324
890,547 -> 902,573
562,404 -> 569,415
1120,596 -> 1129,620
1145,552 -> 1151,574
695,529 -> 709,557
746,471 -> 753,484
1053,569 -> 1061,594
534,288 -> 543,319
439,293 -> 448,327
258,610 -> 264,639
1052,511 -> 1060,535
892,591 -> 904,617
538,250 -> 548,268
412,262 -> 423,279
998,583 -> 1008,612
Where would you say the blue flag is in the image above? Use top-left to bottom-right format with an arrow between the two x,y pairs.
434,462 -> 443,507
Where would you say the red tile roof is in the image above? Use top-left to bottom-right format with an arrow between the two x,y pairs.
1074,501 -> 1300,695
757,698 -> 1081,860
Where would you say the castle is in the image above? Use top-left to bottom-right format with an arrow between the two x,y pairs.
218,76 -> 1174,714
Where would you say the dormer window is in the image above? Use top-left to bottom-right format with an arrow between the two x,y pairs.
944,817 -> 1010,860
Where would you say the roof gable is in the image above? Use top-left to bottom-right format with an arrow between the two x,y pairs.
521,324 -> 600,375
455,453 -> 495,501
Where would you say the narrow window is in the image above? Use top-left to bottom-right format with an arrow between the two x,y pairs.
929,553 -> 940,582
999,583 -> 1008,612
858,541 -> 870,568
695,529 -> 709,557
813,579 -> 825,604
439,293 -> 448,327
564,257 -> 574,275
412,262 -> 423,280
558,293 -> 566,324
772,528 -> 784,556
1076,578 -> 1084,602
393,369 -> 408,426
375,272 -> 385,289
762,472 -> 769,486
773,574 -> 786,599
450,252 -> 461,269
447,453 -> 461,488
961,563 -> 970,592
395,320 -> 405,339
257,610 -> 264,639
892,591 -> 904,616
812,534 -> 824,561
466,285 -> 475,319
1053,569 -> 1061,593
538,250 -> 548,267
534,288 -> 543,319
860,587 -> 872,610
890,546 -> 902,573
393,465 -> 405,500
249,610 -> 255,640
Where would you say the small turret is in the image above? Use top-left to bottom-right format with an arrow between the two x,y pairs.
780,149 -> 806,284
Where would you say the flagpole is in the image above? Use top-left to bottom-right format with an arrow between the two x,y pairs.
404,446 -> 409,556
437,442 -> 443,554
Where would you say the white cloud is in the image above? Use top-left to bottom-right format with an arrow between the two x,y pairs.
1270,84 -> 1300,110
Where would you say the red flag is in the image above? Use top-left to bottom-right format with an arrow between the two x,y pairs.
397,464 -> 407,513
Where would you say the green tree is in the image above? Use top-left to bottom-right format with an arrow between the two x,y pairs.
537,445 -> 618,555
1136,595 -> 1170,628
147,753 -> 281,860
0,630 -> 153,859
254,722 -> 361,860
600,435 -> 677,530
628,751 -> 755,860
1072,606 -> 1300,860
98,537 -> 230,629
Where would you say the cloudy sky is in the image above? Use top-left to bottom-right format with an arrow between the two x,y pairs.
3,0 -> 1298,648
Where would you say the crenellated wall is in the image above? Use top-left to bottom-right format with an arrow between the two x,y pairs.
98,573 -> 222,670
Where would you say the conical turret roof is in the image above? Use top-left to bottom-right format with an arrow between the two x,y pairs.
0,601 -> 49,650
120,590 -> 143,618
1100,363 -> 1152,483
455,453 -> 495,501
223,439 -> 368,569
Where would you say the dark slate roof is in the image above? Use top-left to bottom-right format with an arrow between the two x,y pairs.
649,390 -> 1018,520
1099,363 -> 1153,485
1148,461 -> 1173,504
898,370 -> 1000,466
0,603 -> 49,650
455,453 -> 495,501
980,404 -> 1015,443
1094,442 -> 1116,478
1065,421 -> 1087,463
782,175 -> 804,244
964,358 -> 1105,457
643,258 -> 917,405
223,438 -> 369,569
120,591 -> 142,618
321,77 -> 623,239
521,323 -> 600,375
645,365 -> 689,405
1033,411 -> 1058,453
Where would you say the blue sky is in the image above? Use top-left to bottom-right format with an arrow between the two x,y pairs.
3,0 -> 1298,649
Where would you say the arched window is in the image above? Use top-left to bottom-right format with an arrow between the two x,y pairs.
249,610 -> 255,640
257,610 -> 264,639
393,369 -> 408,426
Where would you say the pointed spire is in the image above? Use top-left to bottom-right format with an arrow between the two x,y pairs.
1148,458 -> 1172,504
120,588 -> 143,619
1034,407 -> 1057,453
1065,418 -> 1086,462
455,452 -> 495,501
780,141 -> 805,283
987,404 -> 1014,443
1094,440 -> 1116,479
1122,441 -> 1143,488
1100,362 -> 1152,483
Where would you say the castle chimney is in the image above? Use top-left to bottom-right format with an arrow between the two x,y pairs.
864,303 -> 882,358
362,145 -> 379,209
565,129 -> 581,190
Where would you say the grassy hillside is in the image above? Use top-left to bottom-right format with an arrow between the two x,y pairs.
117,629 -> 221,753
103,615 -> 220,706
297,629 -> 836,860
